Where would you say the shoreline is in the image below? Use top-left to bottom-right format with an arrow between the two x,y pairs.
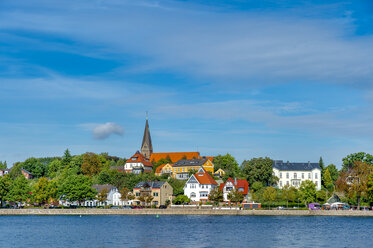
1,209 -> 373,216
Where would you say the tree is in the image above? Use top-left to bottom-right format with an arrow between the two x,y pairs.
251,181 -> 264,192
62,149 -> 72,168
0,161 -> 7,169
120,188 -> 130,202
342,152 -> 373,171
227,189 -> 244,206
213,154 -> 240,178
336,161 -> 372,209
81,152 -> 103,177
96,188 -> 109,207
46,160 -> 62,178
33,177 -> 52,206
299,180 -> 316,207
241,157 -> 275,185
208,187 -> 224,206
21,158 -> 46,178
323,168 -> 334,194
0,176 -> 10,206
281,185 -> 296,208
325,164 -> 339,183
262,187 -> 277,209
319,157 -> 325,171
316,190 -> 327,203
173,195 -> 190,205
60,174 -> 96,205
6,176 -> 31,205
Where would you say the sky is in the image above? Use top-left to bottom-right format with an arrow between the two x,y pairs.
1,0 -> 373,167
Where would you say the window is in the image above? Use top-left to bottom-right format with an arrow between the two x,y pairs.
132,157 -> 136,161
308,173 -> 311,179
200,192 -> 208,198
238,187 -> 244,192
286,173 -> 289,179
280,181 -> 282,187
280,173 -> 282,179
294,173 -> 297,179
315,173 -> 318,179
136,193 -> 140,196
315,181 -> 318,187
226,187 -> 233,192
286,181 -> 289,185
153,192 -> 159,197
191,192 -> 196,198
302,173 -> 304,179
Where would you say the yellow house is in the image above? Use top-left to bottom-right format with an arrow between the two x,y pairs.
172,158 -> 214,180
214,168 -> 226,178
155,163 -> 174,176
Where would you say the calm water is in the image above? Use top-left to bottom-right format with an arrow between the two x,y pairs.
0,215 -> 372,248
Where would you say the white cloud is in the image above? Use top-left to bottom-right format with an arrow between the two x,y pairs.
91,122 -> 124,140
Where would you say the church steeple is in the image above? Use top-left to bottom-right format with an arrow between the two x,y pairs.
141,113 -> 153,159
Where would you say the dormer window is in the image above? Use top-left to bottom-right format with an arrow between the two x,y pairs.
132,157 -> 137,161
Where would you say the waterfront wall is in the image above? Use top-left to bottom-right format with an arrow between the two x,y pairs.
1,209 -> 373,216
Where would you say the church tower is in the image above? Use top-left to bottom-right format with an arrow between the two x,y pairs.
141,114 -> 153,159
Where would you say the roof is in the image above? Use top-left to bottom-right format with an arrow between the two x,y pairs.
92,184 -> 116,193
150,152 -> 200,163
21,168 -> 33,175
126,151 -> 153,167
193,169 -> 218,185
141,118 -> 153,157
273,160 -> 320,171
134,181 -> 166,189
220,178 -> 249,195
173,158 -> 208,167
155,164 -> 166,174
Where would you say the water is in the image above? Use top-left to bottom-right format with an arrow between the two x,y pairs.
0,215 -> 372,248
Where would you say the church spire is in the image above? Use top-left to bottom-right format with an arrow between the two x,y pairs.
141,113 -> 153,159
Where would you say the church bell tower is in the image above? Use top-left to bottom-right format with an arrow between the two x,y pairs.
141,113 -> 153,159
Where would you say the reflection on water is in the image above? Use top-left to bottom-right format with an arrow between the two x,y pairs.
0,215 -> 371,248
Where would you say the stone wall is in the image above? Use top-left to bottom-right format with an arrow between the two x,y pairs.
0,209 -> 373,216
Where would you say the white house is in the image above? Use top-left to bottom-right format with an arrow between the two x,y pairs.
124,151 -> 153,174
272,160 -> 322,190
184,167 -> 218,203
220,178 -> 250,202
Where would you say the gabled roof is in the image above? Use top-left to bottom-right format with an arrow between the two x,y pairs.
92,184 -> 116,193
193,168 -> 218,185
173,158 -> 208,167
134,181 -> 166,189
273,160 -> 320,171
21,168 -> 33,175
150,152 -> 200,163
126,151 -> 153,167
220,178 -> 249,195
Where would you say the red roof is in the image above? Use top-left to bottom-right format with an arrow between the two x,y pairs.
194,171 -> 218,185
155,164 -> 167,174
150,152 -> 200,163
220,178 -> 249,195
126,151 -> 153,167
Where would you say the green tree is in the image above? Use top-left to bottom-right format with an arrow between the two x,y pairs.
323,168 -> 334,194
281,185 -> 296,208
208,187 -> 224,206
33,177 -> 58,206
6,176 -> 31,205
325,164 -> 339,183
21,158 -> 46,178
62,149 -> 72,168
0,161 -> 7,169
213,154 -> 240,178
241,157 -> 276,185
96,188 -> 109,207
60,174 -> 96,205
299,180 -> 316,206
0,176 -> 11,206
316,190 -> 327,203
319,157 -> 325,171
47,159 -> 62,178
173,195 -> 190,205
342,152 -> 373,171
81,152 -> 103,177
262,186 -> 277,209
227,189 -> 244,206
251,181 -> 264,192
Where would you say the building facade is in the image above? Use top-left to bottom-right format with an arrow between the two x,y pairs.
220,178 -> 249,202
184,167 -> 218,203
172,158 -> 214,180
124,151 -> 153,174
272,160 -> 322,190
133,181 -> 173,207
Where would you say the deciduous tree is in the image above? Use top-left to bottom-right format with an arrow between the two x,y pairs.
81,152 -> 103,177
262,186 -> 277,209
213,154 -> 240,178
208,187 -> 224,206
299,180 -> 316,206
241,157 -> 276,185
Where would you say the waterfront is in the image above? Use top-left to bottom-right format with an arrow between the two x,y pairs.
1,215 -> 372,248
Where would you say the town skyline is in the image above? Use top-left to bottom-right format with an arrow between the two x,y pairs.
1,0 -> 373,167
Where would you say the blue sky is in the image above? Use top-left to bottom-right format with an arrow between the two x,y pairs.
1,0 -> 373,167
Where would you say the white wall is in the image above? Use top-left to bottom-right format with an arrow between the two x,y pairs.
273,168 -> 321,190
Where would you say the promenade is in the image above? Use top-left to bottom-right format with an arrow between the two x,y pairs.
1,209 -> 373,216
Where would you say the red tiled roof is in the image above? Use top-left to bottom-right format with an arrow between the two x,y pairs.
150,152 -> 201,163
126,151 -> 153,167
194,171 -> 218,185
220,178 -> 249,195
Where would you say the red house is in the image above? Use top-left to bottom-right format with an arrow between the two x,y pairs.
220,178 -> 249,202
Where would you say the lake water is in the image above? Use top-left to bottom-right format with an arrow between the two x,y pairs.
0,215 -> 372,247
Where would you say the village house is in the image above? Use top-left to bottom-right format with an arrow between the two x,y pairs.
84,184 -> 127,207
133,181 -> 173,207
272,160 -> 322,190
220,178 -> 249,202
21,168 -> 33,179
155,163 -> 173,176
184,167 -> 218,203
124,151 -> 153,174
214,168 -> 226,178
0,169 -> 10,177
172,158 -> 214,180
